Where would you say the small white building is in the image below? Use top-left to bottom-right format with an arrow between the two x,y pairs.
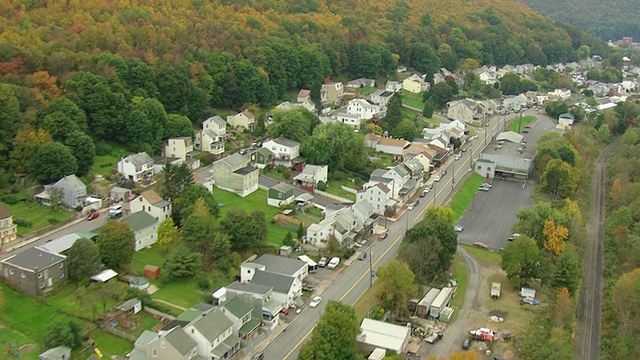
197,115 -> 226,155
117,152 -> 155,183
358,318 -> 411,354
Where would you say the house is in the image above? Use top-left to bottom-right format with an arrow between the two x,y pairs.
129,328 -> 199,360
404,144 -> 436,173
220,296 -> 261,339
152,156 -> 183,176
346,78 -> 375,88
306,207 -> 359,247
225,282 -> 281,328
372,137 -> 411,160
247,270 -> 301,309
250,147 -> 274,169
358,318 -> 411,354
227,110 -> 256,130
350,200 -> 377,233
294,164 -> 328,191
110,186 -> 132,203
368,90 -> 394,109
120,211 -> 159,251
297,89 -> 311,103
559,113 -> 575,126
196,115 -> 226,155
321,82 -> 344,104
129,190 -> 172,222
263,137 -> 301,168
447,99 -> 476,124
252,253 -> 309,282
403,158 -> 424,178
548,88 -> 572,100
0,246 -> 67,295
164,137 -> 200,170
212,154 -> 259,197
38,346 -> 71,360
117,152 -> 155,183
503,96 -> 527,112
368,165 -> 410,199
402,74 -> 430,93
347,98 -> 381,120
35,174 -> 87,208
184,309 -> 241,360
267,182 -> 296,207
0,202 -> 18,248
385,80 -> 402,92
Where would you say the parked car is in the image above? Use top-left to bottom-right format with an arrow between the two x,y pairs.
279,307 -> 290,315
454,153 -> 462,161
462,338 -> 471,350
239,149 -> 247,155
327,257 -> 340,269
309,296 -> 322,308
434,175 -> 442,182
482,182 -> 492,188
442,169 -> 447,175
473,242 -> 489,249
358,251 -> 367,261
454,224 -> 464,232
478,185 -> 490,192
302,283 -> 315,292
508,233 -> 521,241
419,191 -> 426,198
525,124 -> 532,129
86,210 -> 100,221
318,257 -> 328,267
251,354 -> 264,360
522,130 -> 529,134
379,232 -> 388,240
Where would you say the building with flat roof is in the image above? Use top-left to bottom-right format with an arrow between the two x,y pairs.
0,247 -> 67,295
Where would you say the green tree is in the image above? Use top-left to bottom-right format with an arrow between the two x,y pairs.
43,321 -> 82,349
267,108 -> 318,143
30,142 -> 78,184
165,114 -> 195,139
175,184 -> 219,220
423,102 -> 435,118
126,97 -> 168,153
221,209 -> 267,250
423,81 -> 455,109
158,163 -> 194,201
499,72 -> 524,95
0,83 -> 22,153
551,244 -> 581,295
67,238 -> 101,282
302,122 -> 368,173
9,127 -> 52,175
182,200 -> 215,251
163,245 -> 202,280
375,260 -> 418,316
64,131 -> 95,176
383,93 -> 403,131
501,236 -> 549,287
541,159 -> 578,199
610,268 -> 640,356
298,301 -> 360,360
42,112 -> 80,142
544,101 -> 569,119
97,220 -> 135,269
408,44 -> 439,82
39,97 -> 88,133
156,218 -> 184,255
393,119 -> 418,141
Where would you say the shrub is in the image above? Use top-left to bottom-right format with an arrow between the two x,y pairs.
48,218 -> 60,225
94,141 -> 112,156
14,218 -> 33,228
75,205 -> 82,212
342,247 -> 355,259
316,181 -> 326,191
196,272 -> 212,290
283,169 -> 292,179
275,165 -> 287,173
200,153 -> 216,165
0,194 -> 19,204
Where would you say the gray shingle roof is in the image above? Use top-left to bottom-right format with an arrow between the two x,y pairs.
271,182 -> 295,193
393,164 -> 409,177
219,153 -> 248,168
253,254 -> 306,276
226,281 -> 272,295
222,296 -> 253,318
191,310 -> 233,342
121,211 -> 157,232
126,152 -> 154,166
207,115 -> 227,127
271,136 -> 300,148
164,327 -> 197,355
54,174 -> 85,191
251,270 -> 295,294
1,246 -> 65,271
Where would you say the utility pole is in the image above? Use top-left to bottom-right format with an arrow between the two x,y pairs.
369,245 -> 373,287
452,159 -> 456,190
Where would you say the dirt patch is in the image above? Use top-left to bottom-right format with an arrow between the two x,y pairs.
19,343 -> 37,352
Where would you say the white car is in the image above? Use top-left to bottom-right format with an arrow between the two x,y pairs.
454,224 -> 464,232
434,175 -> 442,182
309,296 -> 321,308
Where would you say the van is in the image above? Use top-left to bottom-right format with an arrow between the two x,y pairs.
327,257 -> 340,269
108,205 -> 123,219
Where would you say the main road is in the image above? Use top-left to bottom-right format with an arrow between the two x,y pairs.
260,112 -> 510,360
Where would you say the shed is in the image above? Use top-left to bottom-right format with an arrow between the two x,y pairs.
439,307 -> 455,322
520,287 -> 536,299
358,318 -> 411,354
110,186 -> 132,202
368,348 -> 386,360
417,288 -> 440,317
144,265 -> 161,280
279,245 -> 293,256
116,298 -> 142,315
38,346 -> 71,360
91,269 -> 118,282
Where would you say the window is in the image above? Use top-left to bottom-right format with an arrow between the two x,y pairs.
38,273 -> 42,279
152,349 -> 157,357
9,269 -> 14,275
60,274 -> 64,279
59,263 -> 64,268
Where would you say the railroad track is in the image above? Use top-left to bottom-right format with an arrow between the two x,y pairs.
574,143 -> 616,360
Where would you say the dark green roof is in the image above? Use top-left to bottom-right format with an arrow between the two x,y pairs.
191,310 -> 233,341
121,211 -> 157,232
223,296 -> 253,318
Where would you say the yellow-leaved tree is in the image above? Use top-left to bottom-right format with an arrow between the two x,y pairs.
543,219 -> 569,259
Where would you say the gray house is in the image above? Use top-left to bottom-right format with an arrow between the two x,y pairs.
0,246 -> 67,295
36,174 -> 87,208
38,346 -> 71,360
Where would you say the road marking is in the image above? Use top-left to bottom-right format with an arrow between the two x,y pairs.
282,233 -> 405,360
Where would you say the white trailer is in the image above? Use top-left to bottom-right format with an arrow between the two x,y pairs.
491,282 -> 501,299
297,255 -> 318,273
430,287 -> 453,318
417,288 -> 441,317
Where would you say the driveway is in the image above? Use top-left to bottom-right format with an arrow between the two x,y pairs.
457,180 -> 534,250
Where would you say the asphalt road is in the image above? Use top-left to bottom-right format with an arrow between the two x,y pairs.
260,113 -> 508,360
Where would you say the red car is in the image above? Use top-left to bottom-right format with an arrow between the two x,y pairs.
86,210 -> 100,221
473,242 -> 489,249
279,308 -> 290,315
525,124 -> 532,129
379,232 -> 388,240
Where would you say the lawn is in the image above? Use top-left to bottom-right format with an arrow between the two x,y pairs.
93,154 -> 120,177
449,252 -> 468,308
325,178 -> 358,202
90,328 -> 133,358
358,86 -> 376,96
45,283 -> 119,322
507,115 -> 536,133
402,90 -> 425,110
460,244 -> 502,267
5,200 -> 73,236
0,285 -> 91,358
213,187 -> 291,246
401,107 -> 419,119
448,173 -> 485,219
353,279 -> 383,319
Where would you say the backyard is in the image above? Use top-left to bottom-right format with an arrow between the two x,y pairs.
4,199 -> 73,236
324,177 -> 359,202
401,90 -> 425,110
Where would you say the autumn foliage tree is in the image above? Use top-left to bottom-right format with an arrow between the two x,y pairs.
375,260 -> 418,316
543,219 -> 569,259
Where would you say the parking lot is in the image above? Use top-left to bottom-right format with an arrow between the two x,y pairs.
457,179 -> 535,250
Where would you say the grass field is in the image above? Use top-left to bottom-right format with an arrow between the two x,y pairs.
325,178 -> 358,202
213,187 -> 291,246
5,200 -> 73,236
448,173 -> 485,219
90,328 -> 133,358
507,115 -> 536,133
93,154 -> 120,177
449,252 -> 468,308
353,279 -> 383,319
402,90 -> 425,110
460,244 -> 502,267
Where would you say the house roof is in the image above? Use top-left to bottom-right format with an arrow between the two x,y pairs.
141,190 -> 170,207
205,115 -> 226,127
251,270 -> 295,294
364,133 -> 382,144
496,131 -> 524,144
233,165 -> 258,176
121,211 -> 158,232
126,152 -> 154,166
39,346 -> 71,359
352,200 -> 374,217
359,318 -> 411,353
253,254 -> 307,276
192,302 -> 215,312
392,164 -> 409,177
177,308 -> 205,322
219,153 -> 248,168
241,109 -> 255,119
269,136 -> 300,148
377,137 -> 409,148
191,310 -> 233,342
54,174 -> 86,191
255,147 -> 273,156
374,183 -> 391,194
1,246 -> 65,271
298,89 -> 311,98
164,326 -> 197,355
41,232 -> 97,254
0,202 -> 12,219
159,319 -> 190,332
135,330 -> 158,348
226,281 -> 273,295
222,296 -> 253,318
270,182 -> 295,193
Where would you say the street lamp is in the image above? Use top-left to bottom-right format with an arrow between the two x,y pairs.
369,245 -> 373,287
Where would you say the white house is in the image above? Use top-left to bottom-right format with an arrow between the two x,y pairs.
306,207 -> 359,247
129,190 -> 172,222
120,211 -> 159,251
197,115 -> 226,155
164,137 -> 200,169
263,137 -> 301,167
239,254 -> 307,308
321,82 -> 344,104
117,152 -> 155,183
336,112 -> 363,129
548,88 -> 572,100
227,110 -> 256,130
35,174 -> 87,208
183,310 -> 241,360
385,80 -> 402,92
358,318 -> 411,354
293,164 -> 328,190
347,98 -> 381,120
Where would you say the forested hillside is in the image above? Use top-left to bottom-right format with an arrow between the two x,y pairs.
0,0 -> 608,182
521,0 -> 640,41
